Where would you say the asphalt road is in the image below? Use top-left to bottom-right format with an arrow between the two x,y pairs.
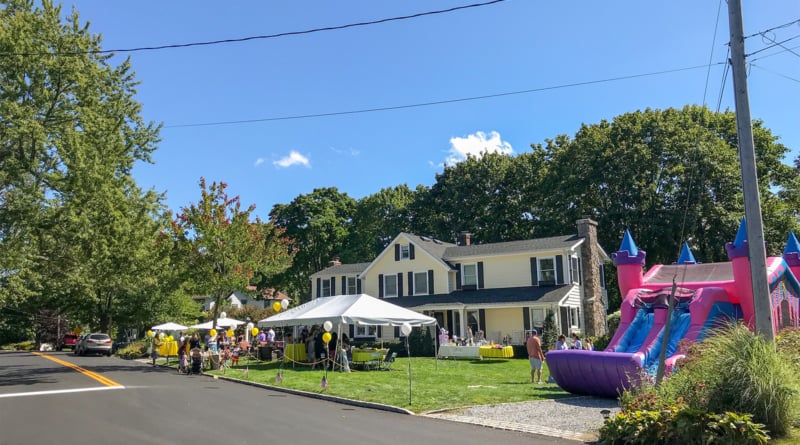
0,351 -> 582,445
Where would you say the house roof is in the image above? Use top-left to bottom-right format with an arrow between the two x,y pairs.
387,285 -> 573,309
311,262 -> 371,278
443,235 -> 584,260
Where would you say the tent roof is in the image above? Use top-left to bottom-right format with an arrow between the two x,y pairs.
258,294 -> 436,328
151,322 -> 188,331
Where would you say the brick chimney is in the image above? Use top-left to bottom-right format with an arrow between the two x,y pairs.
458,231 -> 472,246
327,257 -> 342,267
576,218 -> 606,338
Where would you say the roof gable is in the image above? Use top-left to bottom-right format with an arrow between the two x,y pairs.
359,233 -> 455,277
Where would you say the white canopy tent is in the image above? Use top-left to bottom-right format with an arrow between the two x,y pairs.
151,322 -> 189,331
257,293 -> 436,328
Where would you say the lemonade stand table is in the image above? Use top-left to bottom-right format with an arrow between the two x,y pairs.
437,345 -> 481,359
351,348 -> 388,370
283,343 -> 306,365
479,345 -> 514,359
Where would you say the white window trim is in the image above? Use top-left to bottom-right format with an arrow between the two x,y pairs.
461,263 -> 478,287
413,271 -> 428,295
538,256 -> 556,283
384,274 -> 398,298
321,279 -> 332,297
400,244 -> 410,259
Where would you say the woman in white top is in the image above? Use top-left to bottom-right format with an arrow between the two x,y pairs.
555,334 -> 568,350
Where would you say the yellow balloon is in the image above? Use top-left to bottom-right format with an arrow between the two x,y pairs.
210,329 -> 217,337
272,301 -> 282,312
322,332 -> 332,344
251,327 -> 259,337
226,329 -> 234,338
167,335 -> 173,342
146,330 -> 153,338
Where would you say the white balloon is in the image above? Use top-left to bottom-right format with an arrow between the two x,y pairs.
400,322 -> 412,336
281,299 -> 289,310
323,321 -> 333,332
220,311 -> 227,319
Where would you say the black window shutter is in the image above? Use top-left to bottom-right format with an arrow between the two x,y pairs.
577,258 -> 582,285
478,309 -> 486,334
556,255 -> 564,284
394,326 -> 399,337
394,244 -> 400,261
409,244 -> 415,260
523,307 -> 531,331
446,310 -> 454,336
377,326 -> 382,337
477,261 -> 485,289
530,257 -> 539,286
330,277 -> 336,295
349,325 -> 355,338
428,269 -> 434,295
341,276 -> 346,294
356,279 -> 362,294
316,278 -> 321,297
455,264 -> 462,290
599,264 -> 606,288
408,271 -> 413,295
397,272 -> 403,297
378,274 -> 384,298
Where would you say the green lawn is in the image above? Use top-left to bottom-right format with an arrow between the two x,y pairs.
166,355 -> 573,413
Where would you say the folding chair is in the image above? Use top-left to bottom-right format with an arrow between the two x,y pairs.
380,352 -> 397,370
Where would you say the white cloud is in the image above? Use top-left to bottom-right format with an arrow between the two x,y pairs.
273,150 -> 311,168
445,131 -> 513,166
254,158 -> 265,167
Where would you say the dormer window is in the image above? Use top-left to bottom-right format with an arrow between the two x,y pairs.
400,244 -> 410,259
321,279 -> 332,297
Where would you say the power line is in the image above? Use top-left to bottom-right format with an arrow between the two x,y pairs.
759,32 -> 800,60
164,63 -> 722,129
744,18 -> 800,39
750,43 -> 800,63
746,33 -> 800,57
0,0 -> 508,57
751,64 -> 800,84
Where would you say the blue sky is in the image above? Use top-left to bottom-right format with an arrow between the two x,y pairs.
65,1 -> 799,220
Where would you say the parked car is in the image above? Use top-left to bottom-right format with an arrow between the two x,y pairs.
73,333 -> 90,355
57,333 -> 79,351
75,333 -> 113,356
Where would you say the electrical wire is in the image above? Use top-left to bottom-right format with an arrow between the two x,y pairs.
164,63 -> 723,129
0,0 -> 508,57
750,64 -> 800,84
746,33 -> 800,57
759,32 -> 800,60
743,18 -> 800,39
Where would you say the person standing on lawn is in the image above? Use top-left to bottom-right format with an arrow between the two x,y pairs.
526,329 -> 545,384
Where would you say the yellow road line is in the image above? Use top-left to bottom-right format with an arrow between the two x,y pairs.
33,352 -> 124,387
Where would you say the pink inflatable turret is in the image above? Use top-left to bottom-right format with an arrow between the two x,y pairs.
784,232 -> 800,278
725,217 -> 755,329
612,229 -> 646,297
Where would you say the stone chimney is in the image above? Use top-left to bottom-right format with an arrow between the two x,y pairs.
327,257 -> 342,267
458,231 -> 472,246
576,218 -> 606,338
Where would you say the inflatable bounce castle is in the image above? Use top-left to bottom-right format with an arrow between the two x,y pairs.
546,218 -> 800,397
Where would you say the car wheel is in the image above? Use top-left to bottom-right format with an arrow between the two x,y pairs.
106,352 -> 112,357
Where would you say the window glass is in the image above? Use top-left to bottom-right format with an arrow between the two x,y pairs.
355,325 -> 377,337
400,245 -> 410,259
321,279 -> 332,297
539,257 -> 556,282
384,275 -> 397,297
531,308 -> 545,327
413,271 -> 428,295
462,264 -> 477,286
346,276 -> 357,294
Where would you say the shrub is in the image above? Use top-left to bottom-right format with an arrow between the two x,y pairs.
598,408 -> 769,445
115,341 -> 148,359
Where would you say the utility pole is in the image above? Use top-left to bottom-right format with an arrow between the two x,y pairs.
727,0 -> 774,341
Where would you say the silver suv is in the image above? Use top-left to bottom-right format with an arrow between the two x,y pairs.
75,333 -> 113,356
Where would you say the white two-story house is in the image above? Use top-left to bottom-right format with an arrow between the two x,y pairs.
310,219 -> 609,344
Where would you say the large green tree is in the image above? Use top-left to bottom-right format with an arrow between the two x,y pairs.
270,187 -> 356,302
0,0 -> 166,335
340,185 -> 418,262
172,179 -> 293,328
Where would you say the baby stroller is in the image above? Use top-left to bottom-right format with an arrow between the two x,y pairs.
189,347 -> 203,375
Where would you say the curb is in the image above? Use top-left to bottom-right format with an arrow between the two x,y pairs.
209,373 -> 415,415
